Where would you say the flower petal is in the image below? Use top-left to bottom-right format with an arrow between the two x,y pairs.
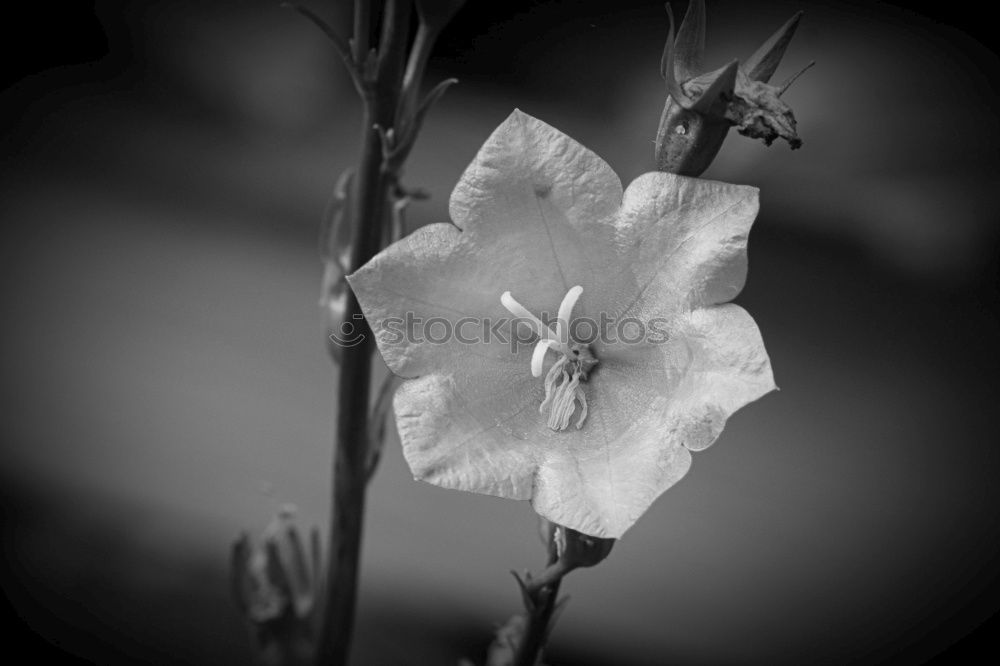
349,112 -> 775,540
532,428 -> 692,539
395,371 -> 543,499
448,109 -> 624,318
531,304 -> 774,538
666,304 -> 776,452
450,109 -> 623,236
613,172 -> 759,320
349,112 -> 629,378
348,222 -> 535,378
527,347 -> 690,538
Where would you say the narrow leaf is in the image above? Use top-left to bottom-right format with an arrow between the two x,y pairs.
511,571 -> 536,612
366,374 -> 400,480
417,77 -> 458,123
320,169 -> 355,365
405,78 -> 457,157
319,168 -> 354,269
542,596 -> 570,642
282,2 -> 363,90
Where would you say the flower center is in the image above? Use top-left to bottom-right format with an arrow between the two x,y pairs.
501,286 -> 598,431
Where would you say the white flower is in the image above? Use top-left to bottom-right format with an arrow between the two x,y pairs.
348,110 -> 775,538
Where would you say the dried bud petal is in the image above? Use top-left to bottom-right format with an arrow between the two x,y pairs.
726,70 -> 802,149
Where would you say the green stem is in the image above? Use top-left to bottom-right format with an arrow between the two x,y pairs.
315,3 -> 413,664
352,0 -> 370,62
512,587 -> 561,666
315,110 -> 387,666
512,548 -> 565,666
401,22 -> 439,117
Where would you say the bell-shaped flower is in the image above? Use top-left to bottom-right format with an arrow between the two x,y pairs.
347,110 -> 775,538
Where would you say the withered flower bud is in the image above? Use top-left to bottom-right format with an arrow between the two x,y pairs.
655,1 -> 813,176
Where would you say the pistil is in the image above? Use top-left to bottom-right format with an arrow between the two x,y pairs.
501,286 -> 597,431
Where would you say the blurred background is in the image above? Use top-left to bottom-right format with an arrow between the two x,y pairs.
2,0 -> 998,663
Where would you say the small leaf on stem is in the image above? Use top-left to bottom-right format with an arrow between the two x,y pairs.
319,169 -> 355,269
282,2 -> 364,91
511,571 -> 536,612
319,169 -> 356,365
367,374 -> 400,480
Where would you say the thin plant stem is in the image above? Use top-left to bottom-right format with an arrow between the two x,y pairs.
401,22 -> 439,117
512,547 -> 565,666
315,113 -> 387,666
315,2 -> 414,664
352,0 -> 371,62
513,583 -> 562,666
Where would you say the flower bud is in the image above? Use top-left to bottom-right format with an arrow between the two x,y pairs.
484,614 -> 529,666
552,525 -> 614,571
655,1 -> 810,176
232,505 -> 322,665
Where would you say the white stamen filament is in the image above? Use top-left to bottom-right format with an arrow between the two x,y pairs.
501,291 -> 559,343
555,285 -> 583,344
502,286 -> 593,432
547,370 -> 582,430
531,339 -> 557,378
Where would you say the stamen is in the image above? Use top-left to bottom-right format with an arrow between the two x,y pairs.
531,339 -> 557,378
555,285 -> 583,344
501,291 -> 558,342
574,385 -> 588,428
501,287 -> 596,432
540,356 -> 568,412
538,362 -> 589,431
549,371 -> 582,430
